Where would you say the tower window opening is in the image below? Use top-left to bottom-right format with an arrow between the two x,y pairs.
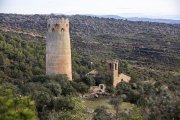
66,24 -> 68,27
109,63 -> 112,70
61,28 -> 65,32
115,64 -> 117,70
100,85 -> 103,89
55,23 -> 59,29
52,28 -> 55,32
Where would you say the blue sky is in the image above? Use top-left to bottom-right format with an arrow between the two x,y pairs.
0,0 -> 180,19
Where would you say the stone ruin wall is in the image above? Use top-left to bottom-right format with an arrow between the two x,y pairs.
106,60 -> 119,87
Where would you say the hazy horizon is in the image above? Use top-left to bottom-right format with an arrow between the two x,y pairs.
0,0 -> 180,20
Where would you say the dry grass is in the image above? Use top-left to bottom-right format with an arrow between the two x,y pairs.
83,97 -> 135,113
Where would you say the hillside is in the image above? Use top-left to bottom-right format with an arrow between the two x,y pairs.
0,13 -> 180,120
0,13 -> 180,71
96,15 -> 180,24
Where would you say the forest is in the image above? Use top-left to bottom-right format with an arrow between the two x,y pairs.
0,13 -> 179,120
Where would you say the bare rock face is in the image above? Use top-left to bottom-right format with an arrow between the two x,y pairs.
46,18 -> 72,80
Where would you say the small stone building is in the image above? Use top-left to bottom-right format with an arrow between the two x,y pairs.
118,73 -> 131,83
89,84 -> 106,93
106,60 -> 131,87
86,60 -> 131,88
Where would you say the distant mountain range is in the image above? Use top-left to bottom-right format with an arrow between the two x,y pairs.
92,15 -> 180,24
45,13 -> 180,24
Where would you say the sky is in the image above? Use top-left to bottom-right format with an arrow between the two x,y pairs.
0,0 -> 180,20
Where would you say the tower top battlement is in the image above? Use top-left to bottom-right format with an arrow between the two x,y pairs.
47,18 -> 69,25
47,18 -> 69,32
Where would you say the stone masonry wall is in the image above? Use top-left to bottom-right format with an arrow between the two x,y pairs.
46,18 -> 72,80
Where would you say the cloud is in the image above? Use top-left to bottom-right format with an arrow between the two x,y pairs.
0,0 -> 179,19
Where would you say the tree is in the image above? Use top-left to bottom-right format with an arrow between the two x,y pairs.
95,73 -> 113,86
93,106 -> 113,120
22,82 -> 52,113
126,106 -> 143,120
31,75 -> 49,83
0,86 -> 37,120
0,52 -> 5,67
74,82 -> 89,98
116,82 -> 130,95
0,33 -> 4,41
82,75 -> 96,86
44,81 -> 62,97
109,97 -> 122,119
52,75 -> 77,96
49,97 -> 86,120
119,60 -> 129,73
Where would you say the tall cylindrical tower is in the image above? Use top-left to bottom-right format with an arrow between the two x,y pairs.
46,18 -> 72,80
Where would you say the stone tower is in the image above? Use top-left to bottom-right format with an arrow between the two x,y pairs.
106,60 -> 119,87
46,18 -> 72,80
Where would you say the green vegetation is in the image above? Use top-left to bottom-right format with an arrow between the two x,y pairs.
0,32 -> 89,119
1,13 -> 180,71
84,98 -> 114,112
0,87 -> 37,120
0,13 -> 179,120
84,98 -> 135,113
92,103 -> 143,120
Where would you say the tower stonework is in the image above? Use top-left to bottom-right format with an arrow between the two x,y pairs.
46,18 -> 72,80
106,60 -> 119,87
